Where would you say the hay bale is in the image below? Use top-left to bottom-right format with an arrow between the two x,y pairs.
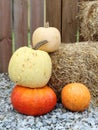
48,42 -> 98,106
79,1 -> 98,41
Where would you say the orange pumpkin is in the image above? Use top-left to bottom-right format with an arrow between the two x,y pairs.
61,83 -> 91,112
11,85 -> 57,116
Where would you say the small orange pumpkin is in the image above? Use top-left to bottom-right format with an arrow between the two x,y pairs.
61,83 -> 91,112
11,85 -> 57,116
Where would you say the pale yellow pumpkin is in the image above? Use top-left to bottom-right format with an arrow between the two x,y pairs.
32,26 -> 61,52
8,47 -> 52,88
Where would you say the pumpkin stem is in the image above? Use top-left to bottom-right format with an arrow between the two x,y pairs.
33,40 -> 48,50
44,22 -> 49,28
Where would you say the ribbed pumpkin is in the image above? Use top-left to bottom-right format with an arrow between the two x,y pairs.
61,83 -> 91,112
8,46 -> 52,88
11,85 -> 57,116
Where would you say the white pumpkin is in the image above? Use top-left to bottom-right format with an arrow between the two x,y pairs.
8,47 -> 52,88
32,26 -> 61,52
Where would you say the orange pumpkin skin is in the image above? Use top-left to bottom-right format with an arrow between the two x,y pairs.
61,83 -> 91,112
11,85 -> 57,116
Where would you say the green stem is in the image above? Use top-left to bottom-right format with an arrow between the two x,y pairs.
33,40 -> 48,50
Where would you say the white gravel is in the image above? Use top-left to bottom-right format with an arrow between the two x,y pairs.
0,73 -> 98,130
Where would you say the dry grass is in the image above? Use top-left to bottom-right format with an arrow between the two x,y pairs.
48,42 -> 98,107
79,1 -> 98,41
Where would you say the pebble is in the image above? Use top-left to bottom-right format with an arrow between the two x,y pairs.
0,73 -> 98,130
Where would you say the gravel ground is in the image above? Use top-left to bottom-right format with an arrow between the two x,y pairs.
0,73 -> 98,130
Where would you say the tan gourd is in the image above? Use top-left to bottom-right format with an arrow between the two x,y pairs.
32,23 -> 61,52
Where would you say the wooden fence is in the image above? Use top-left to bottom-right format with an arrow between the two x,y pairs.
0,0 -> 90,72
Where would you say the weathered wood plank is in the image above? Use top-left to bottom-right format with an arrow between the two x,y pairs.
46,0 -> 61,32
30,0 -> 44,45
0,0 -> 12,72
62,0 -> 78,43
14,0 -> 28,50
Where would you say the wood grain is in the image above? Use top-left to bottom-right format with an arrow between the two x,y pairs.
46,0 -> 61,32
62,0 -> 78,43
0,0 -> 12,72
14,0 -> 28,50
30,0 -> 44,45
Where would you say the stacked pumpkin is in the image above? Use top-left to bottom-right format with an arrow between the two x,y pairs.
8,46 -> 57,116
8,25 -> 91,116
8,25 -> 61,116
